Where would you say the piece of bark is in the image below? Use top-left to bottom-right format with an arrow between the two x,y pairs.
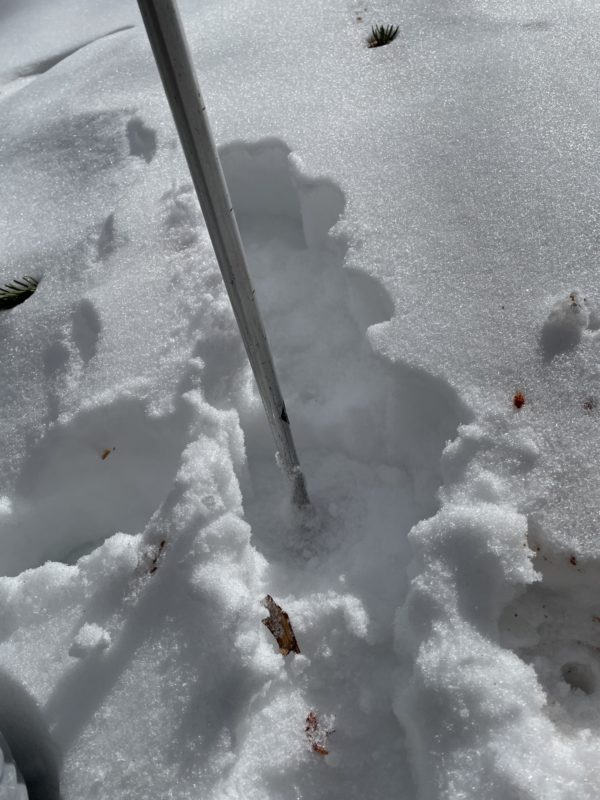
261,595 -> 300,655
305,711 -> 334,755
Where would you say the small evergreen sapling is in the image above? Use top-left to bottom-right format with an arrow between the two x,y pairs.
0,276 -> 39,311
367,24 -> 399,48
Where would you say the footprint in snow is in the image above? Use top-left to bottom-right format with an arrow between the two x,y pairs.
540,291 -> 597,361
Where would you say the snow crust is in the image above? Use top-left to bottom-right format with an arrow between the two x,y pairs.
1,0 -> 600,797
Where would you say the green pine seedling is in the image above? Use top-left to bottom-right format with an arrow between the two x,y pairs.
368,24 -> 399,48
0,276 -> 39,311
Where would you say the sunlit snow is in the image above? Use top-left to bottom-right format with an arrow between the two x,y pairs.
1,0 -> 600,798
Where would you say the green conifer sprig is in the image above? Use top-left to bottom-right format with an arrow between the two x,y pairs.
0,276 -> 39,311
368,24 -> 399,48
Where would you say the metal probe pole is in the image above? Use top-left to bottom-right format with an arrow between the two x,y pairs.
136,0 -> 309,508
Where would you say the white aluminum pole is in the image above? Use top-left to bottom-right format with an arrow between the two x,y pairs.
136,0 -> 310,508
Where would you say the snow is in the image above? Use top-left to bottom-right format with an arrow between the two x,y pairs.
0,0 -> 599,797
69,624 -> 111,659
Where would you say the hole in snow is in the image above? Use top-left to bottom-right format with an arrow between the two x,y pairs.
126,117 -> 157,163
71,298 -> 102,363
181,137 -> 466,800
216,138 -> 469,578
561,662 -> 596,695
218,138 -> 467,476
539,292 -> 588,361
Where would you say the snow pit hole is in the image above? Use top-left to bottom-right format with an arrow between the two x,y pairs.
218,138 -> 469,555
220,138 -> 344,251
220,138 -> 394,335
0,396 -> 194,576
126,117 -> 157,163
561,662 -> 596,695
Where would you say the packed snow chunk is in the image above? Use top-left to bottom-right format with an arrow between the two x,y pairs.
408,503 -> 538,630
395,619 -> 580,800
292,591 -> 370,642
191,514 -> 265,618
540,291 -> 590,360
0,560 -> 79,627
69,623 -> 111,659
168,399 -> 246,526
213,688 -> 312,799
74,532 -> 142,590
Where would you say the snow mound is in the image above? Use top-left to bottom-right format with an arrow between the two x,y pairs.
540,291 -> 591,360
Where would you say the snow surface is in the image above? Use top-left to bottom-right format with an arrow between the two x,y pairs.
0,0 -> 600,797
